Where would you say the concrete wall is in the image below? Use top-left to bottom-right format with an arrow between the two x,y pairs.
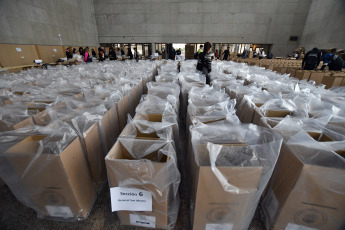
94,0 -> 311,56
299,0 -> 345,52
0,0 -> 99,46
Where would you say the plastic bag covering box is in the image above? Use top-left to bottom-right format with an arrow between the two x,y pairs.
2,135 -> 96,220
189,123 -> 283,230
105,138 -> 180,229
262,131 -> 345,230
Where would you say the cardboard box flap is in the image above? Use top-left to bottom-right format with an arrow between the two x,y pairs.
114,138 -> 169,162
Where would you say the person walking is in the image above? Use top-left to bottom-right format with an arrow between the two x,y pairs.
222,47 -> 230,61
196,42 -> 212,85
302,47 -> 321,70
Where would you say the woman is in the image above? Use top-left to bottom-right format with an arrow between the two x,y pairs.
98,47 -> 105,62
196,42 -> 212,85
84,48 -> 92,62
108,47 -> 116,60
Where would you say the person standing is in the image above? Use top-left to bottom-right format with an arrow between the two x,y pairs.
321,49 -> 344,71
267,52 -> 273,59
65,46 -> 73,59
121,48 -> 125,61
78,47 -> 84,56
302,47 -> 321,70
241,49 -> 248,59
215,49 -> 219,60
128,48 -> 133,60
134,48 -> 139,62
197,45 -> 203,54
91,49 -> 97,58
84,48 -> 92,62
98,47 -> 104,62
222,47 -> 230,61
108,47 -> 116,60
259,48 -> 265,59
176,48 -> 182,56
196,42 -> 212,85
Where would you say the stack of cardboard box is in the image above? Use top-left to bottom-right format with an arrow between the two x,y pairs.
105,64 -> 181,229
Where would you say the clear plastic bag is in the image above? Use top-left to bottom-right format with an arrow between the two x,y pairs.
189,123 -> 283,230
0,122 -> 97,221
105,138 -> 180,230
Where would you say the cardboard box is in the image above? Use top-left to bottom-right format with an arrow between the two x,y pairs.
286,68 -> 297,77
295,70 -> 311,81
189,143 -> 264,230
309,72 -> 324,85
0,44 -> 39,67
262,142 -> 345,230
120,119 -> 173,141
116,94 -> 131,131
105,140 -> 177,229
3,135 -> 96,219
252,108 -> 291,128
237,99 -> 264,124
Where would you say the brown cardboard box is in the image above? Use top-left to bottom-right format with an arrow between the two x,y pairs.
252,108 -> 291,128
4,135 -> 96,219
295,70 -> 311,81
286,68 -> 297,77
0,44 -> 39,67
105,140 -> 177,229
237,99 -> 264,124
262,142 -> 345,230
83,122 -> 108,192
36,45 -> 65,64
116,94 -> 131,131
309,72 -> 324,84
189,144 -> 263,230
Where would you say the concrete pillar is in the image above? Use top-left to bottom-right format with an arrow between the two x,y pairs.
151,43 -> 155,54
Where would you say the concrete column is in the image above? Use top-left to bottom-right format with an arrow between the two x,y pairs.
151,43 -> 155,54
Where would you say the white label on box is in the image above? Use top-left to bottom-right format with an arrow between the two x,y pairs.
21,56 -> 24,59
285,223 -> 318,230
16,48 -> 22,52
110,187 -> 152,212
130,214 -> 155,228
53,49 -> 57,52
45,205 -> 73,218
205,223 -> 233,230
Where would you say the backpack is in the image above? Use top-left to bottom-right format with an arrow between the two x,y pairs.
305,53 -> 318,68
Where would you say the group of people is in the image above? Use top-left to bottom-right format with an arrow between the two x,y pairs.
196,43 -> 345,87
195,46 -> 272,61
169,48 -> 182,60
302,48 -> 344,71
65,46 -> 140,63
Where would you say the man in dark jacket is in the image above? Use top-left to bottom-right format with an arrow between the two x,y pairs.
196,42 -> 212,85
222,47 -> 230,60
321,50 -> 345,71
302,47 -> 321,70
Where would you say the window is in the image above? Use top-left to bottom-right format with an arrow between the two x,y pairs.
290,36 -> 298,41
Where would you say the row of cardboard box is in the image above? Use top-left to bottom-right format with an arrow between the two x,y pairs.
0,62 -> 159,220
173,61 -> 345,229
216,61 -> 345,229
104,65 -> 182,229
232,58 -> 345,88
